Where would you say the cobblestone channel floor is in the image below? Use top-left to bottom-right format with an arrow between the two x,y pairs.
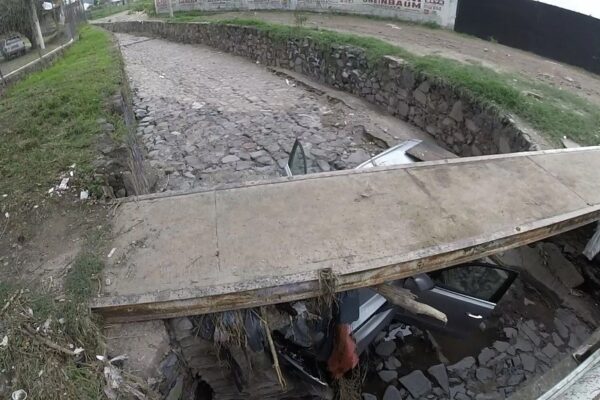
117,33 -> 429,192
113,33 -> 598,400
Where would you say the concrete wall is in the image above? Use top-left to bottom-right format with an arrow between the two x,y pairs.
97,21 -> 539,155
155,0 -> 458,28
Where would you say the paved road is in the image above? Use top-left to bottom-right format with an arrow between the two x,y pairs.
117,33 -> 430,191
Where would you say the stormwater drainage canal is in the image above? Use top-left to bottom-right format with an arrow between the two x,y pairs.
101,27 -> 600,400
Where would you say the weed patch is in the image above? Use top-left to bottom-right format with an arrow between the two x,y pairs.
0,26 -> 125,210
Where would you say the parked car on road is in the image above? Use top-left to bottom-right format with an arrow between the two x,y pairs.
1,35 -> 26,60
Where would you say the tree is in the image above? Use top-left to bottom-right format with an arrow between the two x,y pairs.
0,0 -> 44,49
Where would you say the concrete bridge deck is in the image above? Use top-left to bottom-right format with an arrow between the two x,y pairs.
92,147 -> 600,323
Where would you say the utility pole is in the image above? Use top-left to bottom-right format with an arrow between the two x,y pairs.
168,0 -> 174,18
30,0 -> 45,50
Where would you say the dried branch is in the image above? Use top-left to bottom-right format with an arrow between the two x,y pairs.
21,325 -> 78,356
375,283 -> 448,323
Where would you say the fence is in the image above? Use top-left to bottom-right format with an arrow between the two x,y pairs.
454,0 -> 600,75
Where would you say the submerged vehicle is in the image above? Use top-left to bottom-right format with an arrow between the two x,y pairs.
187,139 -> 519,399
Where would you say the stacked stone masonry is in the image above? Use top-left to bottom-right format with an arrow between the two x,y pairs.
98,21 -> 539,156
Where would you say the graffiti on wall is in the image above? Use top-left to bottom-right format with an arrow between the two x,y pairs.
156,0 -> 456,26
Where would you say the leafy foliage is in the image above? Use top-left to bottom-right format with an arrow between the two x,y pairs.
0,0 -> 39,46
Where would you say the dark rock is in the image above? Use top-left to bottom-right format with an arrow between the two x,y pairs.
449,101 -> 464,122
379,370 -> 398,383
399,370 -> 432,398
362,393 -> 377,400
478,347 -> 496,366
450,384 -> 466,398
568,334 -> 580,349
520,353 -> 536,372
507,372 -> 525,386
552,332 -> 565,347
488,353 -> 507,367
554,317 -> 570,339
250,150 -> 267,159
256,155 -> 274,165
382,385 -> 401,400
448,356 -> 476,379
316,159 -> 331,172
235,161 -> 253,171
493,341 -> 510,353
535,350 -> 552,366
221,155 -> 239,163
475,367 -> 494,383
539,242 -> 584,288
573,324 -> 590,343
519,322 -> 541,346
165,376 -> 183,400
427,364 -> 449,393
504,327 -> 518,339
542,343 -> 559,359
345,148 -> 370,164
375,341 -> 396,357
384,356 -> 402,370
514,337 -> 533,352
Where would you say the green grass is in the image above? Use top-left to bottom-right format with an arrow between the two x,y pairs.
0,25 -> 126,207
161,15 -> 600,145
89,3 -> 130,19
89,0 -> 155,19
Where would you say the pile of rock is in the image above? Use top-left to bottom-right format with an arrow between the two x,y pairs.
362,308 -> 590,400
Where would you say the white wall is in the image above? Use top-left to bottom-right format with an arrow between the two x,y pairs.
155,0 -> 459,28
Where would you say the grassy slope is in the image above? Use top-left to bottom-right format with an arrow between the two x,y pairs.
0,25 -> 124,206
166,15 -> 600,146
0,25 -> 152,400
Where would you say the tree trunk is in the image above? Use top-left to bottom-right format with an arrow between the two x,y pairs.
30,0 -> 45,50
23,26 -> 37,50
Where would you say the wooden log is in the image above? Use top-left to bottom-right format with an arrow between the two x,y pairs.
375,283 -> 448,324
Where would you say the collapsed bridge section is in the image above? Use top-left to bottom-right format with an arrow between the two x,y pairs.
92,147 -> 600,322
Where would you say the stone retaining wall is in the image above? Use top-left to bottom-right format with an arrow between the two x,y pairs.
97,21 -> 539,155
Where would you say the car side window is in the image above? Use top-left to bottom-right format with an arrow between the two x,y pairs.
431,264 -> 513,302
287,139 -> 307,176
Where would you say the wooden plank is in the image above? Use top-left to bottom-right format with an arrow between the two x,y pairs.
91,147 -> 600,323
